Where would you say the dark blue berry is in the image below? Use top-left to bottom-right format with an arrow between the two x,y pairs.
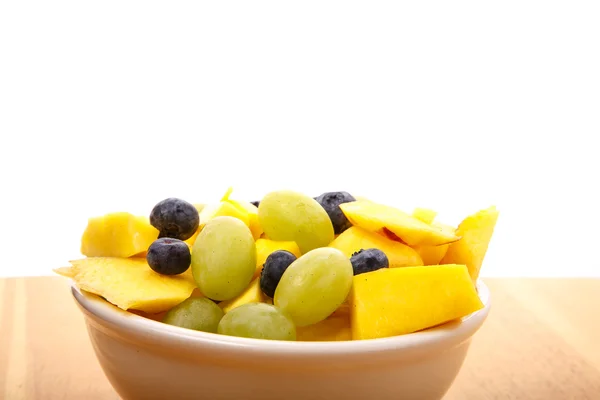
147,238 -> 191,275
251,201 -> 260,208
260,250 -> 297,298
350,248 -> 389,275
150,198 -> 199,240
314,191 -> 356,234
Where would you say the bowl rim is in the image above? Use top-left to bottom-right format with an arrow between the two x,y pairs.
71,279 -> 491,357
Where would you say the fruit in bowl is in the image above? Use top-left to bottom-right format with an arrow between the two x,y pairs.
57,188 -> 498,400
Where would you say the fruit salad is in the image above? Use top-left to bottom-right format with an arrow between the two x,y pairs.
55,189 -> 498,342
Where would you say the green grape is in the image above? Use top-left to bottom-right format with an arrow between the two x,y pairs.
191,216 -> 256,301
257,190 -> 334,254
217,303 -> 296,341
274,247 -> 353,327
162,297 -> 224,333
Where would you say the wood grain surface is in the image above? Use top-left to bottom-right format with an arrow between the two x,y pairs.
1,277 -> 599,400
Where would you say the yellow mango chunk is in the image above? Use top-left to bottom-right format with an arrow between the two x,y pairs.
340,201 -> 460,246
440,206 -> 499,281
218,187 -> 263,240
199,201 -> 250,230
328,226 -> 423,268
81,212 -> 159,258
350,265 -> 484,340
198,188 -> 253,230
414,243 -> 449,265
184,228 -> 201,249
410,208 -> 452,265
226,199 -> 263,240
196,187 -> 263,239
412,207 -> 437,224
54,266 -> 75,278
179,204 -> 205,249
219,278 -> 266,313
296,308 -> 351,342
331,302 -> 351,317
254,238 -> 301,279
54,257 -> 197,313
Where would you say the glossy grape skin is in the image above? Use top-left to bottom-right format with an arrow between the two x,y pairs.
191,216 -> 256,301
217,303 -> 296,341
258,190 -> 334,254
274,247 -> 353,327
162,297 -> 224,333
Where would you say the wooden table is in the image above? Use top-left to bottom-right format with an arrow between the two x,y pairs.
1,277 -> 599,400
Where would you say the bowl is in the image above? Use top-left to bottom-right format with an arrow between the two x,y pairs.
71,280 -> 491,400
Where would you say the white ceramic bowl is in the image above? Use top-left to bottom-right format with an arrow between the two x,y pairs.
72,280 -> 490,400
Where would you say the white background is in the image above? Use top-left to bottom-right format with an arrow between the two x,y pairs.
1,1 -> 599,278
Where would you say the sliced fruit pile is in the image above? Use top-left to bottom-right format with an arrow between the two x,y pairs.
55,188 -> 499,341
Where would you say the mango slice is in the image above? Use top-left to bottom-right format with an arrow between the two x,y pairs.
55,257 -> 197,313
350,265 -> 484,340
226,199 -> 263,240
440,206 -> 499,281
412,207 -> 437,224
296,307 -> 351,341
410,208 -> 452,265
199,202 -> 250,230
254,238 -> 301,278
184,228 -> 201,249
182,204 -> 206,249
197,188 -> 265,240
339,201 -> 460,247
219,278 -> 268,313
328,226 -> 423,268
81,212 -> 159,258
414,243 -> 449,265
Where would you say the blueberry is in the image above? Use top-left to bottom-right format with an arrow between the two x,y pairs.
150,198 -> 199,240
314,191 -> 356,234
350,248 -> 389,276
251,200 -> 260,208
260,250 -> 297,298
146,238 -> 191,275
